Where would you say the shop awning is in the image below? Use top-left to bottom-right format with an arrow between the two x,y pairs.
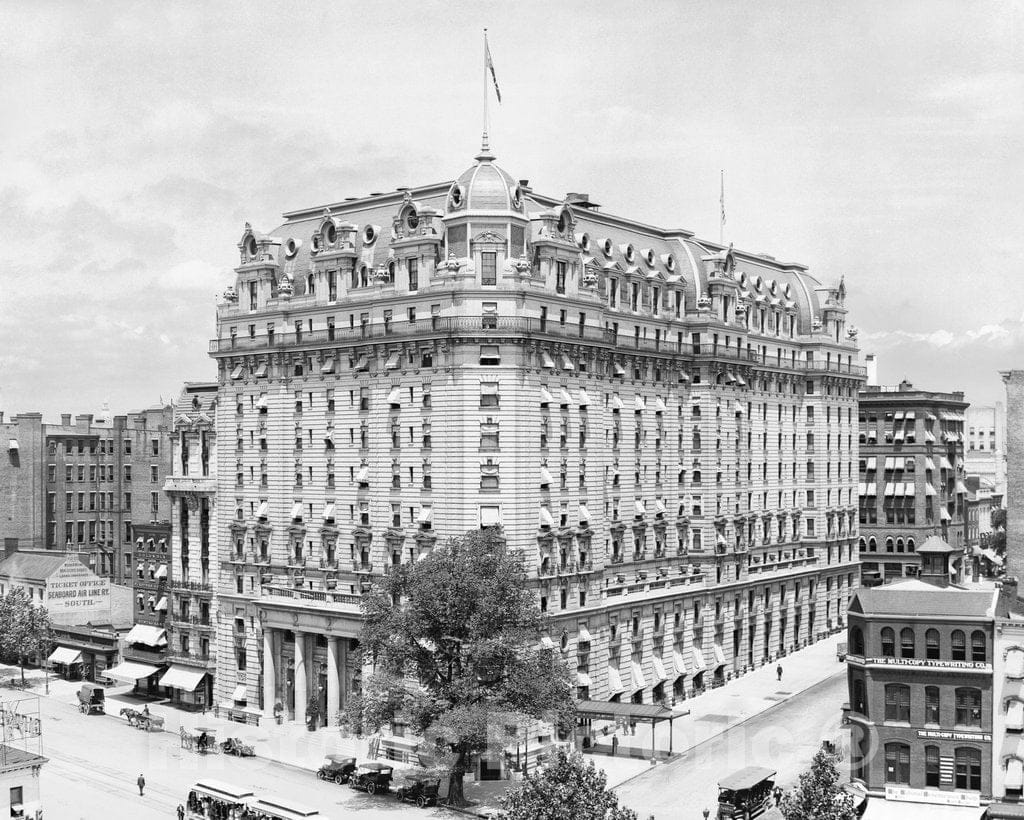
540,386 -> 554,405
125,625 -> 167,647
48,646 -> 82,665
105,661 -> 160,683
578,388 -> 591,407
607,666 -> 624,694
386,387 -> 402,405
159,665 -> 207,691
231,684 -> 248,701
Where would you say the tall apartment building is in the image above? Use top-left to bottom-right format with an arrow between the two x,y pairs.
209,142 -> 864,726
857,382 -> 968,584
966,403 -> 1007,496
162,383 -> 218,710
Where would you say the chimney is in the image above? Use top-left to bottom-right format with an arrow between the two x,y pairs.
865,354 -> 877,387
61,413 -> 71,426
1003,371 -> 1024,579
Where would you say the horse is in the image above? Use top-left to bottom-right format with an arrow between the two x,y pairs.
120,707 -> 143,727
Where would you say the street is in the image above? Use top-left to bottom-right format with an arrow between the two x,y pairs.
615,670 -> 848,819
35,687 -> 449,820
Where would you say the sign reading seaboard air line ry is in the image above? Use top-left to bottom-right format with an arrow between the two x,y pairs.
43,560 -> 111,626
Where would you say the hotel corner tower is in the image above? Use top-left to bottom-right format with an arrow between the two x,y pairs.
209,141 -> 865,725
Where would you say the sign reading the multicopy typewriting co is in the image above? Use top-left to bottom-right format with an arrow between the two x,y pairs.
44,560 -> 110,625
864,656 -> 990,671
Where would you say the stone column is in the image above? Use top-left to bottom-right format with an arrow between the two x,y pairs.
327,637 -> 340,726
294,631 -> 307,725
339,638 -> 348,706
262,627 -> 276,720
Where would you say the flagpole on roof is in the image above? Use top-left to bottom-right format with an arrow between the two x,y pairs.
482,29 -> 489,152
719,169 -> 726,246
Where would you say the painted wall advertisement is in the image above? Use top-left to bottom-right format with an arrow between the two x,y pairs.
44,560 -> 111,625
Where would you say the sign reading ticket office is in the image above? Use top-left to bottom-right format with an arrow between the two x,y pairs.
44,560 -> 111,626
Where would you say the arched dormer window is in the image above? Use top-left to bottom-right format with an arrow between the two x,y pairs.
881,627 -> 895,657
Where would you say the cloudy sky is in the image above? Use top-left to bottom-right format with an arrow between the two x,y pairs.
1,1 -> 1022,419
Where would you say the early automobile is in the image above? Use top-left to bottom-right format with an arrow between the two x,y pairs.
349,762 -> 394,796
317,755 -> 357,785
717,766 -> 776,819
395,772 -> 440,808
220,737 -> 255,757
77,683 -> 105,715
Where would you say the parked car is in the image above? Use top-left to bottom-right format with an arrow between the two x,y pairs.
220,737 -> 255,757
396,773 -> 440,808
317,755 -> 357,785
349,762 -> 394,795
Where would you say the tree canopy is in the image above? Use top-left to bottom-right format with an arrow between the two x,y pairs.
0,586 -> 54,684
779,748 -> 858,820
498,749 -> 638,820
354,528 -> 575,806
992,507 -> 1007,531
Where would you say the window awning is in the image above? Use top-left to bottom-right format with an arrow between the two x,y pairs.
540,466 -> 554,486
480,382 -> 499,396
612,362 -> 626,377
541,352 -> 556,369
940,508 -> 952,522
579,504 -> 590,524
355,465 -> 369,483
136,562 -> 144,573
253,363 -> 268,379
884,483 -> 896,496
7,439 -> 17,451
673,649 -> 688,676
385,352 -> 401,370
654,397 -> 667,413
926,412 -> 937,421
734,401 -> 744,415
322,503 -> 335,522
540,387 -> 554,405
905,411 -> 916,420
539,506 -> 555,527
634,500 -> 645,516
231,684 -> 248,701
559,387 -> 573,405
577,671 -> 592,687
578,625 -> 593,643
125,625 -> 167,647
290,502 -> 303,521
940,456 -> 954,470
607,666 -> 624,694
354,354 -> 370,372
677,370 -> 690,382
417,506 -> 433,524
611,394 -> 624,410
924,430 -> 936,442
319,358 -> 335,374
154,597 -> 167,611
480,506 -> 501,527
925,483 -> 937,497
655,499 -> 667,514
725,371 -> 737,384
631,660 -> 647,689
155,564 -> 167,579
256,500 -> 269,519
255,394 -> 269,410
956,480 -> 968,495
712,644 -> 726,669
894,411 -> 905,421
651,656 -> 667,683
105,661 -> 160,683
323,429 -> 334,444
634,396 -> 646,412
735,373 -> 747,387
925,457 -> 936,471
690,648 -> 707,671
158,665 -> 208,691
560,354 -> 574,371
894,429 -> 905,442
48,646 -> 82,665
884,457 -> 896,470
386,387 -> 402,405
578,389 -> 591,407
866,457 -> 877,470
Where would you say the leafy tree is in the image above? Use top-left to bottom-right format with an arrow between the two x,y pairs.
498,748 -> 638,820
356,528 -> 575,807
780,748 -> 857,820
992,529 -> 1007,556
0,587 -> 54,686
992,508 -> 1007,530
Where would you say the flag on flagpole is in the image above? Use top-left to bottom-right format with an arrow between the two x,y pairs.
720,170 -> 726,227
485,35 -> 501,104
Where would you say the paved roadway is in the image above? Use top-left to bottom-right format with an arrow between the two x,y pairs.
36,688 -> 449,819
615,670 -> 849,819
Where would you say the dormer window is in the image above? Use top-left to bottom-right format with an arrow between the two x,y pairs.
557,210 -> 569,235
449,184 -> 464,209
324,222 -> 337,245
406,211 -> 419,231
363,224 -> 379,245
245,235 -> 257,259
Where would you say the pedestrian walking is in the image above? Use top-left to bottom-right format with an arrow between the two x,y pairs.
773,785 -> 783,806
176,804 -> 185,820
629,719 -> 637,736
137,773 -> 146,796
776,664 -> 783,682
611,734 -> 619,757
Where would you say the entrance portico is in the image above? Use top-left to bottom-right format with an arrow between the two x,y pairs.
258,597 -> 362,726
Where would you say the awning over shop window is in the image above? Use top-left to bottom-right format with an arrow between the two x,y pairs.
386,387 -> 402,405
105,661 -> 160,683
48,647 -> 82,665
125,624 -> 167,647
231,684 -> 248,701
158,665 -> 207,691
540,387 -> 554,405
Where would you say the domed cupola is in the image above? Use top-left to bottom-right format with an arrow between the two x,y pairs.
447,139 -> 524,214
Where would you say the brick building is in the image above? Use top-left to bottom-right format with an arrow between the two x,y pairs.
209,140 -> 865,726
846,542 -> 998,805
966,403 -> 1006,497
857,381 -> 969,584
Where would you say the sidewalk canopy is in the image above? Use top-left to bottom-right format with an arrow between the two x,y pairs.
575,700 -> 682,757
47,646 -> 82,665
105,660 -> 160,682
158,665 -> 207,691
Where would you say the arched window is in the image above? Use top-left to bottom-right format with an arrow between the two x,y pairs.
955,687 -> 982,727
926,628 -> 940,660
881,627 -> 895,657
852,678 -> 866,716
896,538 -> 905,553
885,683 -> 911,721
868,537 -> 877,552
925,745 -> 940,787
925,686 -> 940,723
955,747 -> 982,791
972,630 -> 987,663
885,743 -> 910,784
885,537 -> 894,553
952,630 -> 967,661
851,625 -> 865,656
858,537 -> 867,553
900,628 -> 915,658
907,537 -> 916,552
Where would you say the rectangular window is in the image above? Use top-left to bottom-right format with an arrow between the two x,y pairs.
479,345 -> 501,366
480,382 -> 500,407
481,252 -> 497,286
124,466 -> 132,482
408,258 -> 419,291
556,261 -> 566,294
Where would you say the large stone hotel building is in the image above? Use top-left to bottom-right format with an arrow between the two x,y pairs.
209,142 -> 865,724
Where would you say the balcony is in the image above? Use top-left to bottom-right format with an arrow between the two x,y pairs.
122,646 -> 166,664
169,579 -> 213,594
319,557 -> 339,570
165,650 -> 216,668
351,561 -> 374,574
264,585 -> 363,611
163,476 -> 216,495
